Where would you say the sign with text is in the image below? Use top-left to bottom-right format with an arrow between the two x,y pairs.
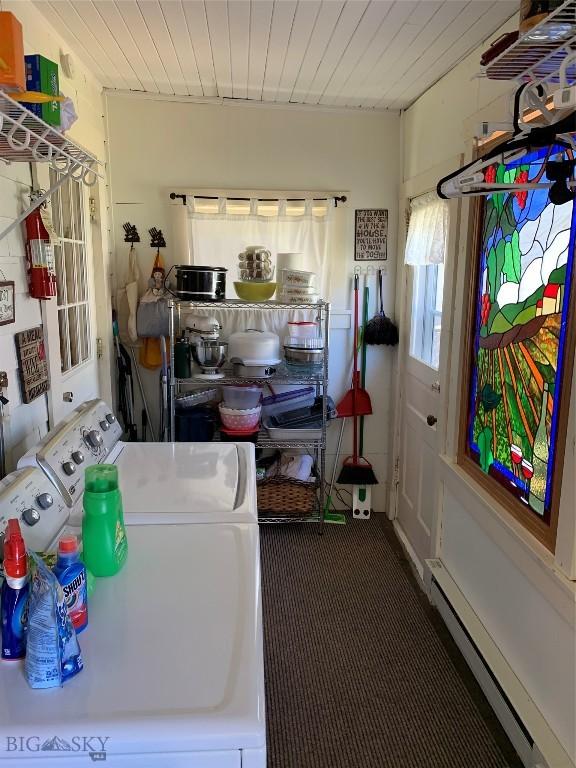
15,326 -> 49,404
355,209 -> 388,261
0,281 -> 15,326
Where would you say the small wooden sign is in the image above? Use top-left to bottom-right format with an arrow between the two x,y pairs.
355,209 -> 388,261
0,281 -> 15,326
15,326 -> 49,404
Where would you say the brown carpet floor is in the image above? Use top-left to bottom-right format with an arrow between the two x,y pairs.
260,515 -> 523,768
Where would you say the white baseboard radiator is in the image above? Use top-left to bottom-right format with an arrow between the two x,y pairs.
425,559 -> 573,768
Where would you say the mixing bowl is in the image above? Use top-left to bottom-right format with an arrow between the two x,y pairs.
191,340 -> 228,372
234,281 -> 277,301
283,346 -> 324,365
219,404 -> 261,430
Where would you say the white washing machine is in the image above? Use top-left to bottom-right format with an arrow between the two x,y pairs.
19,399 -> 258,526
3,400 -> 266,766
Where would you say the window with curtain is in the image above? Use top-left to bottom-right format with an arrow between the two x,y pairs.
404,192 -> 449,369
185,195 -> 334,298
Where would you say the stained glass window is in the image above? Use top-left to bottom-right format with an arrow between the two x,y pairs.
464,144 -> 575,533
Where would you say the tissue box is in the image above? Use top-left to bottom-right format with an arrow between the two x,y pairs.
0,12 -> 25,91
23,55 -> 60,125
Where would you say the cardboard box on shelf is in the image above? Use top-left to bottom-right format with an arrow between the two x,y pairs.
0,12 -> 25,92
23,55 -> 60,126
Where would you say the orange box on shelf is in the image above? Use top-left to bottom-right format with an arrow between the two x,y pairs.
0,12 -> 25,92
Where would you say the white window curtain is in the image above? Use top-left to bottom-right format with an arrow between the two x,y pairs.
185,196 -> 334,298
404,192 -> 449,266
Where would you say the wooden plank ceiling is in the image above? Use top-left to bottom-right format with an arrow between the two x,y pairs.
34,0 -> 517,110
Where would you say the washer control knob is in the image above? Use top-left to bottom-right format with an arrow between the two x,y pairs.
72,451 -> 85,464
62,461 -> 76,476
22,508 -> 41,526
86,430 -> 103,449
100,420 -> 110,432
106,413 -> 116,424
36,492 -> 53,510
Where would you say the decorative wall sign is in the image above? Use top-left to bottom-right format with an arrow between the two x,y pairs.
355,209 -> 388,261
0,281 -> 15,326
15,326 -> 49,404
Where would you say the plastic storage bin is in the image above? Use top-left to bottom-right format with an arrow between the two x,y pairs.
175,406 -> 216,442
222,385 -> 262,409
261,387 -> 315,418
287,321 -> 318,339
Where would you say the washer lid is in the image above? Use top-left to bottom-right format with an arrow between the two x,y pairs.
0,524 -> 265,756
110,443 -> 257,525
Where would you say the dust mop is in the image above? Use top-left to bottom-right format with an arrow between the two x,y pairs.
337,275 -> 378,506
365,268 -> 398,346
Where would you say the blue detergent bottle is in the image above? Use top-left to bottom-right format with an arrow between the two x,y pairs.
1,519 -> 30,660
53,534 -> 88,633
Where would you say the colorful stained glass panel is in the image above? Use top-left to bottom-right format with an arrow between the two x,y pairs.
465,145 -> 575,524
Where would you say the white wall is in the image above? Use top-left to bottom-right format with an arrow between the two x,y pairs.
106,94 -> 401,510
401,17 -> 576,763
0,2 -> 109,471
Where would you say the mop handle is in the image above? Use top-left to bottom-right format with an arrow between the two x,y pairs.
352,274 -> 359,463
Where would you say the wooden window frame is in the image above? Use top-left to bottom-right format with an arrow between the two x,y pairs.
456,139 -> 576,553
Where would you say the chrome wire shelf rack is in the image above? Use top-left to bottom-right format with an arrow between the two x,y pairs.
176,362 -> 324,387
172,298 -> 327,311
483,0 -> 576,83
212,429 -> 323,450
167,297 -> 330,525
0,90 -> 102,243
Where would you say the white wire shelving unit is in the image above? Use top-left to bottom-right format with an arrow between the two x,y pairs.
168,297 -> 331,525
0,90 -> 102,242
483,0 -> 576,83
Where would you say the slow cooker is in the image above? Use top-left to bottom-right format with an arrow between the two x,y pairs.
166,265 -> 227,302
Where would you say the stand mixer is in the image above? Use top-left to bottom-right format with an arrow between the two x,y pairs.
185,313 -> 228,380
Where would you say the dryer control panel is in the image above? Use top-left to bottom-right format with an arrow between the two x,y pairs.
0,468 -> 70,556
18,399 -> 122,508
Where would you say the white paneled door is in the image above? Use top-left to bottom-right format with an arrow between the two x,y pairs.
39,169 -> 100,425
392,188 -> 460,574
397,350 -> 442,569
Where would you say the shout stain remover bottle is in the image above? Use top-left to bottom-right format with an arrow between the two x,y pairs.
53,535 -> 88,633
1,519 -> 30,660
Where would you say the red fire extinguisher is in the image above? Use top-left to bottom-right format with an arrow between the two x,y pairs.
24,203 -> 57,300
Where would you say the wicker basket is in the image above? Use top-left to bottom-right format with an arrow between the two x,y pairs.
257,477 -> 318,516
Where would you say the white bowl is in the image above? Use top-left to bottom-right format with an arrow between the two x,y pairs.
219,403 -> 261,430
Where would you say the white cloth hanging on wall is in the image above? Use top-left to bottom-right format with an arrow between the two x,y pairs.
404,192 -> 449,266
185,196 -> 334,298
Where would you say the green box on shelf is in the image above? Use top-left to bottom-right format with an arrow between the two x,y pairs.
23,55 -> 60,126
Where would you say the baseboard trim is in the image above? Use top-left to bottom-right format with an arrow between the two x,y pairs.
393,520 -> 425,582
426,559 -> 573,768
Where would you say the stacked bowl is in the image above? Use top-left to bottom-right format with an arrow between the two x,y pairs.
234,247 -> 276,301
277,268 -> 319,304
283,320 -> 324,372
219,385 -> 263,442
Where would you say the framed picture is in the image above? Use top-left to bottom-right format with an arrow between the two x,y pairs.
355,209 -> 388,261
458,143 -> 576,552
0,281 -> 15,326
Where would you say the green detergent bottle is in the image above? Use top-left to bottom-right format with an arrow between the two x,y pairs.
82,465 -> 128,577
